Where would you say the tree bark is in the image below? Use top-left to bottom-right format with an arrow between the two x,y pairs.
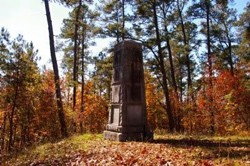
206,0 -> 215,135
162,1 -> 181,132
162,1 -> 178,95
80,30 -> 85,133
224,25 -> 234,75
116,2 -> 120,43
228,37 -> 234,75
153,1 -> 175,132
73,0 -> 82,113
8,71 -> 19,151
44,0 -> 68,138
1,112 -> 7,151
177,0 -> 193,100
122,0 -> 125,41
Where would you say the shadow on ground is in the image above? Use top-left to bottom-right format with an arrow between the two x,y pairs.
153,138 -> 250,159
154,138 -> 250,147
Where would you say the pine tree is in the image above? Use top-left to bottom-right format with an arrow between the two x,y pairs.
60,1 -> 98,132
132,0 -> 176,132
0,28 -> 41,151
210,0 -> 237,75
44,0 -> 68,138
91,52 -> 113,101
98,0 -> 132,43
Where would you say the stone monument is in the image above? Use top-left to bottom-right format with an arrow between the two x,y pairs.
103,40 -> 153,141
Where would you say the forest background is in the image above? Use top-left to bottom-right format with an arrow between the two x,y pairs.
0,0 -> 250,153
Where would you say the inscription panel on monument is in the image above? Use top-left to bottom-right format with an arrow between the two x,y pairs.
114,50 -> 122,66
112,85 -> 120,103
126,85 -> 141,102
111,107 -> 120,125
127,105 -> 142,125
113,50 -> 122,82
114,67 -> 120,81
131,85 -> 141,101
130,50 -> 142,84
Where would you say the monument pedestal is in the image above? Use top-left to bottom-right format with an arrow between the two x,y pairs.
103,40 -> 153,141
104,131 -> 150,142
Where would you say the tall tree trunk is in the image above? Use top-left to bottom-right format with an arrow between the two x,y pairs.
8,75 -> 19,151
177,0 -> 192,100
72,0 -> 82,133
225,29 -> 234,75
1,112 -> 7,151
80,31 -> 85,133
116,2 -> 120,43
206,0 -> 215,135
162,2 -> 178,95
73,0 -> 82,113
166,39 -> 177,93
44,0 -> 68,138
228,38 -> 234,75
153,1 -> 175,132
13,121 -> 17,148
20,123 -> 25,148
8,105 -> 15,151
122,0 -> 125,41
162,1 -> 180,132
26,107 -> 31,144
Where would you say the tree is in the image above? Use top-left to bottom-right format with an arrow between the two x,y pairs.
0,28 -> 41,151
91,52 -> 113,101
72,0 -> 82,114
44,0 -> 68,138
145,70 -> 167,131
175,0 -> 199,101
131,0 -> 176,132
60,1 -> 98,132
36,70 -> 61,141
151,0 -> 175,132
195,70 -> 250,134
98,0 -> 132,43
210,1 -> 238,75
236,2 -> 250,66
188,0 -> 217,134
79,81 -> 108,132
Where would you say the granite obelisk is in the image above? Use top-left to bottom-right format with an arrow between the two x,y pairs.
103,40 -> 153,141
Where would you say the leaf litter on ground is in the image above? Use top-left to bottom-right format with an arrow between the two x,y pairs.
1,134 -> 250,165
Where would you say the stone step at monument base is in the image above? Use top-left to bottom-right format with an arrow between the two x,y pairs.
103,130 -> 153,142
106,124 -> 145,133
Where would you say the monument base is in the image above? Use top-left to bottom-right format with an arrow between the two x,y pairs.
103,130 -> 153,142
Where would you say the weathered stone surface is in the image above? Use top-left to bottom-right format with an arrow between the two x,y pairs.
127,105 -> 142,125
103,40 -> 153,141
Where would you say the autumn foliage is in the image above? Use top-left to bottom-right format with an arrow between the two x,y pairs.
75,81 -> 108,133
183,70 -> 250,135
145,71 -> 168,131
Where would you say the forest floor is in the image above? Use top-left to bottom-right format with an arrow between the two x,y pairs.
1,134 -> 250,166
